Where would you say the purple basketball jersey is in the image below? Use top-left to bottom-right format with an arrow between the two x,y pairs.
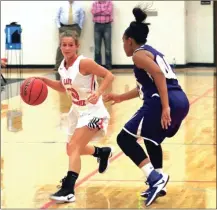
133,44 -> 182,99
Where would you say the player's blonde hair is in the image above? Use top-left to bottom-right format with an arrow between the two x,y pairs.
59,30 -> 79,45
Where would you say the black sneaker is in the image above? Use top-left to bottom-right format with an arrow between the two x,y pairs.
50,177 -> 76,203
97,147 -> 112,173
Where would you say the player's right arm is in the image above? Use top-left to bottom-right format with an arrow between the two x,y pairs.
104,87 -> 139,105
39,77 -> 66,92
119,87 -> 139,101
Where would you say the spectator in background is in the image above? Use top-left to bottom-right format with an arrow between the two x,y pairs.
91,0 -> 113,70
55,0 -> 85,72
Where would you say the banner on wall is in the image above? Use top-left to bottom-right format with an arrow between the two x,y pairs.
5,22 -> 22,50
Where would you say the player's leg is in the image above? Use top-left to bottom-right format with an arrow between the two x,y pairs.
145,141 -> 163,171
141,141 -> 167,198
80,144 -> 95,155
50,126 -> 99,203
78,116 -> 112,173
140,91 -> 189,200
117,103 -> 169,206
117,129 -> 169,206
67,109 -> 112,174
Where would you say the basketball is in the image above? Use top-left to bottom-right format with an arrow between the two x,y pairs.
20,77 -> 48,106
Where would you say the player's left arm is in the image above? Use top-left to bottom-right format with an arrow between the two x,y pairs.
132,51 -> 169,109
80,58 -> 115,96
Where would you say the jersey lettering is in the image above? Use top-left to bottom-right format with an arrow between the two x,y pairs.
156,55 -> 177,79
63,78 -> 72,85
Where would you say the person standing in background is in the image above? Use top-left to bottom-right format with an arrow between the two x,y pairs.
91,0 -> 113,70
55,0 -> 85,72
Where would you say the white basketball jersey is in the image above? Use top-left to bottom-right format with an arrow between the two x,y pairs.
58,55 -> 110,138
58,55 -> 105,111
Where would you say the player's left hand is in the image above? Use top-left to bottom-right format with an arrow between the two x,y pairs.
87,91 -> 100,104
161,107 -> 171,129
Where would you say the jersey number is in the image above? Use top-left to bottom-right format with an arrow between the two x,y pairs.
156,55 -> 177,79
136,55 -> 177,100
67,88 -> 80,100
67,88 -> 86,106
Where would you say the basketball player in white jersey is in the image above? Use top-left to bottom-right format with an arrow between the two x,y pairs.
38,30 -> 114,203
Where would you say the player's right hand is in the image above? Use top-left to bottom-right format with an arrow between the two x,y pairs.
161,106 -> 171,129
103,93 -> 123,105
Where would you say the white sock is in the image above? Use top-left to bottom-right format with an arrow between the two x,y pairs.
155,168 -> 163,174
141,162 -> 154,178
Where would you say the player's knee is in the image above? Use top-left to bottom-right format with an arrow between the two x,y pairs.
117,129 -> 148,166
117,129 -> 126,149
66,142 -> 80,156
117,129 -> 135,154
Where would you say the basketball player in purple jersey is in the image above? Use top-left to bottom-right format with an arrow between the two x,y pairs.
104,7 -> 190,206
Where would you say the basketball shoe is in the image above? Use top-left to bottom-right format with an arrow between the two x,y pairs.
140,186 -> 166,198
50,173 -> 77,203
94,147 -> 112,173
145,170 -> 169,206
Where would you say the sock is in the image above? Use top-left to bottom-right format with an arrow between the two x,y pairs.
156,168 -> 163,174
92,146 -> 101,157
67,171 -> 79,179
141,162 -> 154,178
66,171 -> 79,192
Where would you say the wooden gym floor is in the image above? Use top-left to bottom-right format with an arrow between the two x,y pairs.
1,68 -> 216,209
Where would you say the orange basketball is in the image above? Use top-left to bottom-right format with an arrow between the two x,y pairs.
20,77 -> 48,106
